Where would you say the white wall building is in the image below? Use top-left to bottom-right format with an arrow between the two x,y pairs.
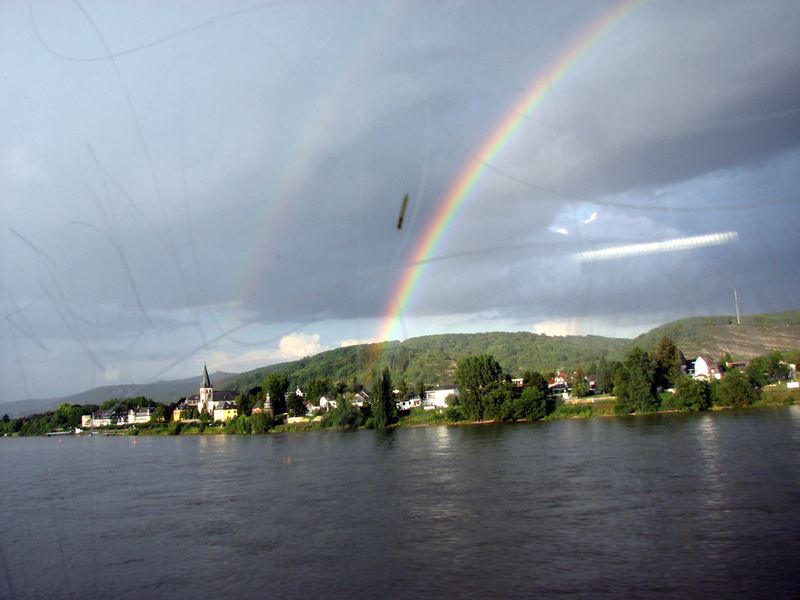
127,408 -> 153,424
319,395 -> 337,410
423,386 -> 459,410
693,355 -> 722,380
396,398 -> 422,411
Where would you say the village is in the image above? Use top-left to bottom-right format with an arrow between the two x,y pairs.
78,350 -> 797,430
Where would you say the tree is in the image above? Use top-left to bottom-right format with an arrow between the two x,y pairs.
250,411 -> 270,433
715,369 -> 758,407
54,403 -> 81,429
305,377 -> 331,405
523,370 -> 549,396
766,351 -> 790,381
481,381 -> 515,421
652,336 -> 684,390
264,372 -> 290,415
515,384 -> 551,421
237,393 -> 255,417
396,378 -> 410,400
416,380 -> 426,404
151,405 -> 166,423
349,377 -> 363,393
593,357 -> 616,394
456,355 -> 503,420
571,381 -> 591,398
370,368 -> 395,428
672,376 -> 712,411
236,415 -> 252,434
287,392 -> 306,417
614,347 -> 658,414
721,352 -> 733,371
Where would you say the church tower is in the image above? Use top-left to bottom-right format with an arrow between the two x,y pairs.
199,364 -> 214,414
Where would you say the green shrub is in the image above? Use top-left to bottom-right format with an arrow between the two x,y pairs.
672,376 -> 712,411
713,370 -> 758,407
444,405 -> 465,421
550,403 -> 593,419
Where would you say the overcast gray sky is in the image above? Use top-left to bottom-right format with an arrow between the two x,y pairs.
2,0 -> 799,402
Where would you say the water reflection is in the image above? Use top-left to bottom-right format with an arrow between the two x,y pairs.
696,414 -> 725,513
3,411 -> 799,598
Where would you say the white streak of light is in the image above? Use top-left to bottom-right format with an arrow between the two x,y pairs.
573,231 -> 738,263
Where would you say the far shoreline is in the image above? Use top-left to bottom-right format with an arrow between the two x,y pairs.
29,394 -> 792,438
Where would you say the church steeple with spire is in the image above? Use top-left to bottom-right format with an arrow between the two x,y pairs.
199,364 -> 214,414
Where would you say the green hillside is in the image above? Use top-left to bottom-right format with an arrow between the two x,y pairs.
230,331 -> 631,391
231,311 -> 800,391
631,310 -> 800,361
6,309 -> 799,417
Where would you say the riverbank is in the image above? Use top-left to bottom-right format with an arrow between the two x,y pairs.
106,388 -> 800,436
4,387 -> 796,438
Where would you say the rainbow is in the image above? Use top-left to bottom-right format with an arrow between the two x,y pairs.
375,0 -> 642,344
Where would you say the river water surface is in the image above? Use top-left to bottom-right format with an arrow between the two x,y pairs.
2,407 -> 799,598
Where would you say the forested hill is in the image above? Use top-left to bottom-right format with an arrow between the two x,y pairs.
230,332 -> 631,391
5,310 -> 800,417
219,312 -> 800,391
631,310 -> 800,361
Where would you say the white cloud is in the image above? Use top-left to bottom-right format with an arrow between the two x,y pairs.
553,227 -> 569,236
531,315 -> 667,339
204,333 -> 326,374
531,319 -> 583,337
277,332 -> 324,358
582,211 -> 598,225
339,337 -> 379,347
206,348 -> 286,373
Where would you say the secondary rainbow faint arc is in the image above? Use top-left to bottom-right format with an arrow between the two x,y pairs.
239,3 -> 406,306
376,0 -> 642,343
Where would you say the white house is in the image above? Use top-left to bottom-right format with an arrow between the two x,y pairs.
396,398 -> 422,411
352,390 -> 369,408
693,355 -> 722,380
127,408 -> 153,424
319,395 -> 337,410
81,409 -> 118,428
422,386 -> 459,410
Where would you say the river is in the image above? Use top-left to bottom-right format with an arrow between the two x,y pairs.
2,407 -> 799,598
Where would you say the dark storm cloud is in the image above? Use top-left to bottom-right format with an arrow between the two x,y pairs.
2,0 -> 800,400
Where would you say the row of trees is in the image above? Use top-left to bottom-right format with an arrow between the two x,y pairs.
0,402 -> 101,436
454,355 -> 555,422
611,337 -> 791,414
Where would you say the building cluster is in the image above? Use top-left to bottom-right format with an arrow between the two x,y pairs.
78,353 -> 799,430
81,407 -> 154,428
172,365 -> 239,422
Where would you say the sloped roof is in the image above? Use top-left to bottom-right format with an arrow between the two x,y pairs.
201,364 -> 212,389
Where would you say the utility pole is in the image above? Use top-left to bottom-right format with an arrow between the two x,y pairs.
734,288 -> 741,325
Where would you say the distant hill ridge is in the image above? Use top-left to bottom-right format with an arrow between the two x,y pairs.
631,310 -> 800,360
4,310 -> 799,417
